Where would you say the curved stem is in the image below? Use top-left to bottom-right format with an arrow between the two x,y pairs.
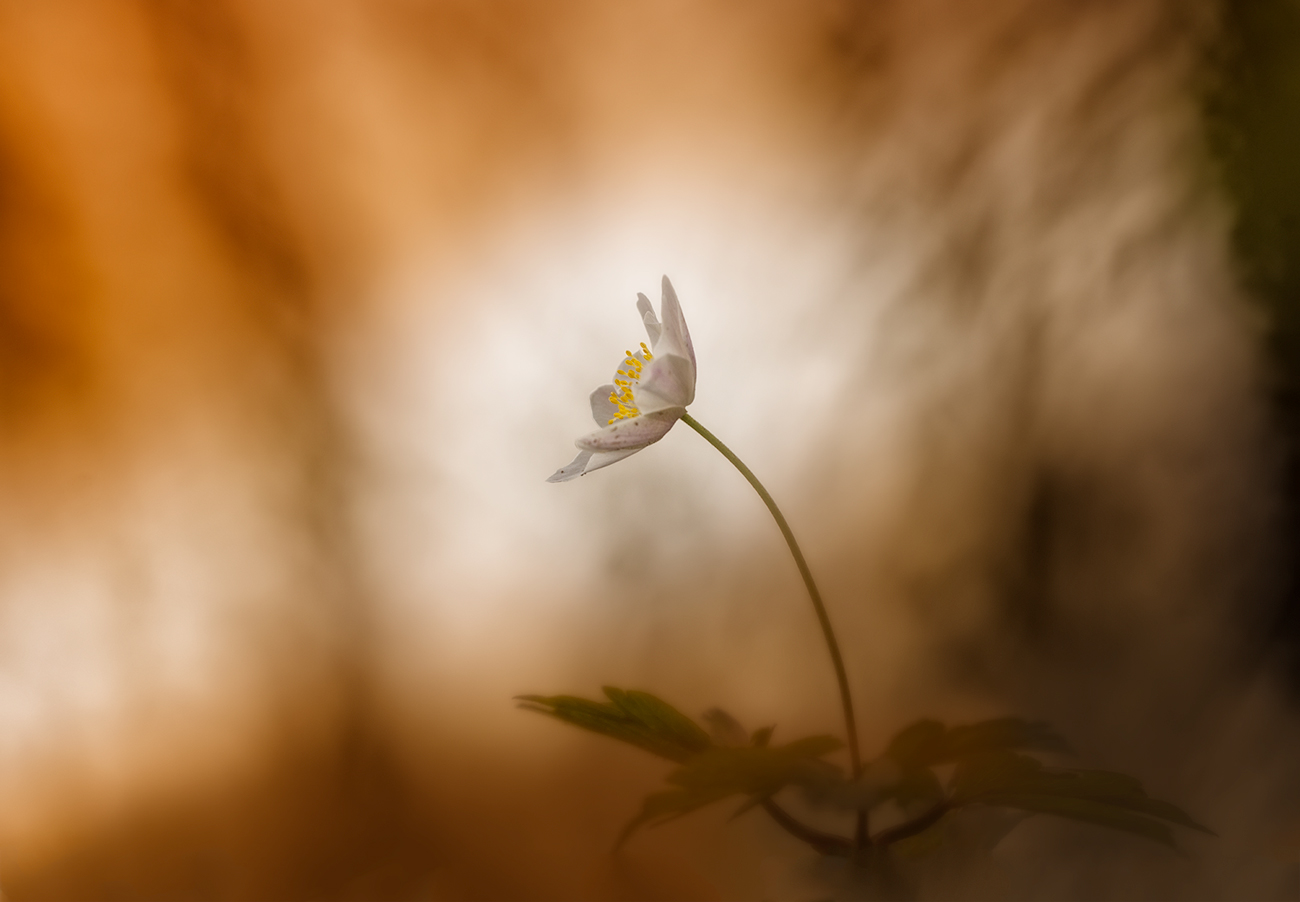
871,802 -> 949,846
760,800 -> 852,857
680,413 -> 863,783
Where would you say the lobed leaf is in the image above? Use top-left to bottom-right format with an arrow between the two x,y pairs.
618,735 -> 845,847
943,718 -> 1072,760
666,738 -> 843,797
886,719 -> 946,767
517,687 -> 711,763
972,792 -> 1180,849
949,750 -> 1213,848
702,708 -> 749,747
1056,770 -> 1212,834
886,717 -> 1069,770
616,789 -> 710,849
862,715 -> 1063,816
893,766 -> 946,810
800,755 -> 943,813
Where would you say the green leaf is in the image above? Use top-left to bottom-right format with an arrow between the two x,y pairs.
617,735 -> 845,847
949,749 -> 1046,801
942,718 -> 1072,760
973,792 -> 1180,849
800,753 -> 946,813
666,738 -> 843,797
893,766 -> 945,810
517,687 -> 711,763
885,717 -> 1069,770
616,789 -> 708,849
886,719 -> 947,767
702,707 -> 749,747
949,750 -> 1214,848
1027,769 -> 1213,835
779,735 -> 845,760
867,717 -> 1063,816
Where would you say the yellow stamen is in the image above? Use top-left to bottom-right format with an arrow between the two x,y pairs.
605,338 -> 656,423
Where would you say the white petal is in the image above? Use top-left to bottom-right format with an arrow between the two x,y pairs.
546,446 -> 642,482
547,449 -> 593,483
590,383 -> 619,426
636,292 -> 663,345
657,276 -> 695,371
582,448 -> 641,474
635,352 -> 695,410
575,409 -> 681,451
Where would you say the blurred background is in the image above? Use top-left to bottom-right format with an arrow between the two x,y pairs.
0,0 -> 1297,898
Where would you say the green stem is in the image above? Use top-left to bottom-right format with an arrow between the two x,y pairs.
680,413 -> 863,785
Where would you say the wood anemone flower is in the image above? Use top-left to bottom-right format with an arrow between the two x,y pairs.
548,276 -> 697,482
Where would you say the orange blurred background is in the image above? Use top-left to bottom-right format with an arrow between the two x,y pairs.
0,1 -> 1296,898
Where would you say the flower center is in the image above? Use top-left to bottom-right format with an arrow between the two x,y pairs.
607,342 -> 654,423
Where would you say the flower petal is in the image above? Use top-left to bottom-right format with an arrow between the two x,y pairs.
575,408 -> 681,451
657,276 -> 695,371
546,447 -> 642,482
636,292 -> 663,346
590,383 -> 619,426
546,449 -> 592,483
635,352 -> 695,410
583,448 -> 641,474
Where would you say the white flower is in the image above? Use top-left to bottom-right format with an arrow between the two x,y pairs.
548,276 -> 696,482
